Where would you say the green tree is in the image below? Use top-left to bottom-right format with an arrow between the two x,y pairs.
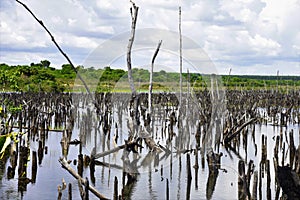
40,60 -> 51,68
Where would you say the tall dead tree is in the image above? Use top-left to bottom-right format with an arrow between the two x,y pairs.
149,40 -> 162,114
127,1 -> 139,95
179,6 -> 183,108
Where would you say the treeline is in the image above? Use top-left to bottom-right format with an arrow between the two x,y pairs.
1,60 -> 300,92
0,61 -> 75,92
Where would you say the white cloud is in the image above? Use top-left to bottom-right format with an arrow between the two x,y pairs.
0,0 -> 299,75
249,34 -> 281,56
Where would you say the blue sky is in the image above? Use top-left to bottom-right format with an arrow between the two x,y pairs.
0,0 -> 299,75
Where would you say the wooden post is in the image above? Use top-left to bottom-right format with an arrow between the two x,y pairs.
282,143 -> 285,166
187,154 -> 192,181
274,135 -> 280,164
31,151 -> 37,183
84,177 -> 89,200
238,160 -> 250,200
289,129 -> 295,168
246,160 -> 254,187
38,140 -> 44,165
78,154 -> 83,177
194,149 -> 199,189
90,157 -> 96,184
114,176 -> 118,200
258,162 -> 262,200
68,183 -> 72,200
266,160 -> 271,200
18,146 -> 29,192
166,178 -> 169,200
252,171 -> 258,200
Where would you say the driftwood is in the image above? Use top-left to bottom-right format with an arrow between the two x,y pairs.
58,157 -> 109,200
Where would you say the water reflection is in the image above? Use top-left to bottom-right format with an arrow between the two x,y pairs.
0,92 -> 299,199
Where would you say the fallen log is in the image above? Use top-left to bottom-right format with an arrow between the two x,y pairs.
58,157 -> 109,200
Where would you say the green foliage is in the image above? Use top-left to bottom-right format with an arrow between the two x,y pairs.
99,66 -> 125,82
1,61 -> 300,92
8,104 -> 22,115
40,60 -> 51,68
61,64 -> 76,79
0,61 -> 71,92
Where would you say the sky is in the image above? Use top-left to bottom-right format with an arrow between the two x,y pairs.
0,0 -> 299,75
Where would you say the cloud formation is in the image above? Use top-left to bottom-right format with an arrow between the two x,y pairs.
0,0 -> 299,75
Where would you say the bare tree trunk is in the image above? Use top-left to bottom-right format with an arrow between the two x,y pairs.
149,40 -> 162,114
179,6 -> 183,108
186,68 -> 190,115
127,1 -> 139,95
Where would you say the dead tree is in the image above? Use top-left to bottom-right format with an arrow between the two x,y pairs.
178,6 -> 183,108
149,40 -> 163,114
127,0 -> 139,95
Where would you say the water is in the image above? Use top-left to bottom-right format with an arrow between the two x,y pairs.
0,97 -> 299,200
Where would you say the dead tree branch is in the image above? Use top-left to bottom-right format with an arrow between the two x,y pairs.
58,157 -> 109,200
15,0 -> 92,96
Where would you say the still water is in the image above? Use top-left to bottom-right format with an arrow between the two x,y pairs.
0,103 -> 299,199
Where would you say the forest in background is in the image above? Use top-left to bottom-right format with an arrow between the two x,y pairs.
1,60 -> 300,92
